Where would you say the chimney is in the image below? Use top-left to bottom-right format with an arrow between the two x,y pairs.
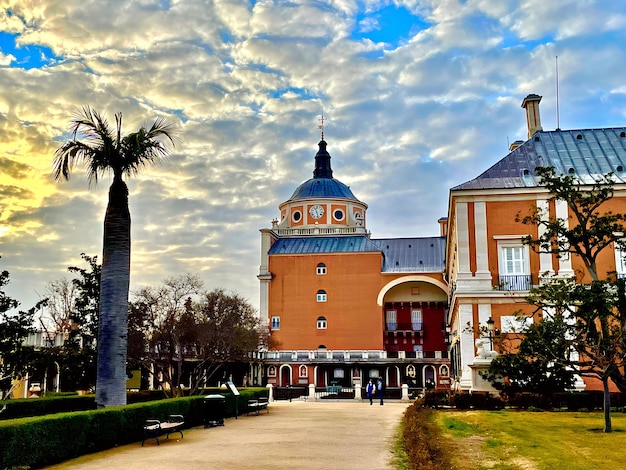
438,217 -> 448,237
521,94 -> 543,139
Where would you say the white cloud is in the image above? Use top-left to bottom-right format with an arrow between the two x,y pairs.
1,0 -> 625,313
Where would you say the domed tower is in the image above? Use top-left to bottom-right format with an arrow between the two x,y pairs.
274,139 -> 368,234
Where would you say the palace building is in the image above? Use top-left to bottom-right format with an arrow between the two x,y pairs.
257,137 -> 450,395
258,94 -> 626,394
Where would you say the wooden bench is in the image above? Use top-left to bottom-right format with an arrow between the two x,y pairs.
246,397 -> 269,415
142,414 -> 185,446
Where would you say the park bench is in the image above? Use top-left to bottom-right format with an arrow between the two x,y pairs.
142,414 -> 185,446
246,397 -> 269,415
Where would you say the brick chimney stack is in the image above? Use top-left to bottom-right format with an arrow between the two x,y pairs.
521,94 -> 543,139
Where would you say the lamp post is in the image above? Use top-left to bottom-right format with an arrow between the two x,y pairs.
486,317 -> 495,350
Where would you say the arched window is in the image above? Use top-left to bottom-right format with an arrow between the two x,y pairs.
316,290 -> 327,302
317,316 -> 327,329
316,263 -> 327,275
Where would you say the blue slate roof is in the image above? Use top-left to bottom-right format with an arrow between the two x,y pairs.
374,237 -> 446,273
268,236 -> 382,254
288,178 -> 359,201
453,128 -> 626,190
268,236 -> 446,273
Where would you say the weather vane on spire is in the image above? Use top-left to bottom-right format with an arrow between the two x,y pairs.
318,114 -> 326,140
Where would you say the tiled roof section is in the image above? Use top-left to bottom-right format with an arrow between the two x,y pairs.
268,236 -> 383,255
452,128 -> 626,190
373,237 -> 446,273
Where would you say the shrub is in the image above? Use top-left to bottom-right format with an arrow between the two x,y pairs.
402,399 -> 451,470
0,388 -> 268,469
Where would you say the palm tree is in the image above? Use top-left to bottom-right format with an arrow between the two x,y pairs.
54,107 -> 176,407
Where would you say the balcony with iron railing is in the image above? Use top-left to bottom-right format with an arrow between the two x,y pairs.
496,274 -> 532,291
385,322 -> 423,332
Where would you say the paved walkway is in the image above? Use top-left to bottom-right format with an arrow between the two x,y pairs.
46,400 -> 409,470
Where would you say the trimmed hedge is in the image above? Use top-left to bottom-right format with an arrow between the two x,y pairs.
0,388 -> 268,469
0,395 -> 97,421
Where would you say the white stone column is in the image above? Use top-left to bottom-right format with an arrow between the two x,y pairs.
537,198 -> 555,278
555,199 -> 574,277
401,383 -> 410,401
308,383 -> 316,400
458,304 -> 475,390
354,383 -> 362,400
266,383 -> 274,402
474,201 -> 492,284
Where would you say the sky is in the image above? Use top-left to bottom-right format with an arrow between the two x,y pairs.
1,0 -> 626,315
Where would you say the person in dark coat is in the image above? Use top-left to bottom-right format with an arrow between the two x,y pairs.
366,379 -> 375,405
377,378 -> 384,405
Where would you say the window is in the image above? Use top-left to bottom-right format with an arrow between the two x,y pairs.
316,263 -> 327,275
317,316 -> 327,329
497,240 -> 531,290
411,309 -> 422,330
333,209 -> 344,221
386,310 -> 397,330
292,210 -> 302,223
316,290 -> 327,302
333,368 -> 344,379
615,239 -> 626,279
500,315 -> 532,333
271,316 -> 280,330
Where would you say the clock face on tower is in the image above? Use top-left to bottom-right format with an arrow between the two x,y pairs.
309,204 -> 325,219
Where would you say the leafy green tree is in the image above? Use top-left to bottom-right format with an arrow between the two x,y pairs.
53,108 -> 177,407
489,167 -> 626,432
0,259 -> 38,400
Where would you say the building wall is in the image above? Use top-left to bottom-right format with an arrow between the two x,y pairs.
267,252 -> 385,350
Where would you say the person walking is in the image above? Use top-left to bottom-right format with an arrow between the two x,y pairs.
366,379 -> 375,405
377,378 -> 384,405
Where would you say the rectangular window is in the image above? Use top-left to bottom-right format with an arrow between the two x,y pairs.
386,310 -> 397,331
271,316 -> 280,330
317,292 -> 327,302
316,266 -> 327,275
615,240 -> 626,279
411,309 -> 422,330
500,315 -> 532,333
497,241 -> 531,290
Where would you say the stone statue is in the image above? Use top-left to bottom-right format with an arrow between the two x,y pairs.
475,337 -> 498,359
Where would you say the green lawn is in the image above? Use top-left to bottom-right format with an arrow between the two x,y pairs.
435,410 -> 626,470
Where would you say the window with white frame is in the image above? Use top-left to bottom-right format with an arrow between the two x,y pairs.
386,310 -> 397,330
497,239 -> 531,290
316,263 -> 327,275
411,309 -> 423,330
316,316 -> 327,329
615,239 -> 626,279
271,316 -> 280,330
500,315 -> 533,333
316,290 -> 327,302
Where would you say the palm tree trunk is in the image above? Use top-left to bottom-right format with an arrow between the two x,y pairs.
95,177 -> 130,408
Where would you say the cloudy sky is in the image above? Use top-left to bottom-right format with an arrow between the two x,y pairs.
1,0 -> 626,314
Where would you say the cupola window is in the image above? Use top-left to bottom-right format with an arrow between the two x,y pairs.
316,263 -> 327,275
316,290 -> 327,302
316,316 -> 327,329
